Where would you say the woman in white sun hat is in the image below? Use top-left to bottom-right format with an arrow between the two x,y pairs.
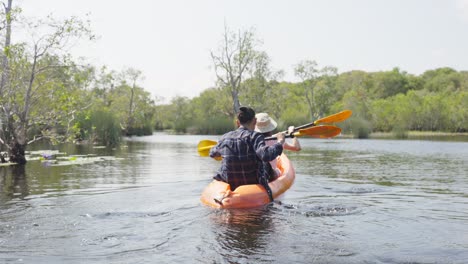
255,113 -> 301,180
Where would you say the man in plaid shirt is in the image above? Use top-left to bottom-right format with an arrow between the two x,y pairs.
210,106 -> 285,202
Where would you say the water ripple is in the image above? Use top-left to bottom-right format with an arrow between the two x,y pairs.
274,201 -> 361,217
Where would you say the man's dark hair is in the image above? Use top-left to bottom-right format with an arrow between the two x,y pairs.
237,106 -> 255,124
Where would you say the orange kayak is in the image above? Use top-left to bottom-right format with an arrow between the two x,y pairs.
200,153 -> 296,209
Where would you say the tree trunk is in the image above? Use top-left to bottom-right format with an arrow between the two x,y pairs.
127,82 -> 135,135
231,90 -> 240,115
0,0 -> 12,95
5,45 -> 39,165
9,141 -> 26,165
304,84 -> 315,120
0,0 -> 13,153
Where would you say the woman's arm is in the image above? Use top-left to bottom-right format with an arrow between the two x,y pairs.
284,126 -> 301,151
284,137 -> 301,151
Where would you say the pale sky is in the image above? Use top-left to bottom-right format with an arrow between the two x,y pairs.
17,0 -> 468,103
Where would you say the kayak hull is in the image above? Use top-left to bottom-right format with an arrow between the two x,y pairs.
200,153 -> 295,209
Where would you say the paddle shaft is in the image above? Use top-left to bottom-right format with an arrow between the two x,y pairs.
265,134 -> 292,141
282,110 -> 352,134
294,121 -> 317,131
266,125 -> 341,140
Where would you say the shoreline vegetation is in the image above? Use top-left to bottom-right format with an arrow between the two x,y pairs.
0,1 -> 467,163
343,131 -> 468,141
156,129 -> 468,142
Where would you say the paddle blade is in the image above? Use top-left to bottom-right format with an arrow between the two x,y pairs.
295,125 -> 342,138
198,140 -> 217,157
314,110 -> 352,125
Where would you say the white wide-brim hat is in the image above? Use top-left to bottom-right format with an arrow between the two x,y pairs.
255,113 -> 278,133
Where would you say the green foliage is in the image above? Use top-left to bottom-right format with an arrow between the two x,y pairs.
126,122 -> 153,136
314,75 -> 338,117
169,96 -> 193,133
370,68 -> 411,98
192,88 -> 233,119
368,90 -> 467,133
152,66 -> 467,137
293,60 -> 338,120
154,104 -> 174,130
446,91 -> 468,132
187,117 -> 235,135
277,106 -> 310,131
370,99 -> 394,132
334,70 -> 372,101
421,67 -> 462,92
349,117 -> 372,139
392,125 -> 409,139
105,83 -> 155,136
75,109 -> 121,147
341,87 -> 372,121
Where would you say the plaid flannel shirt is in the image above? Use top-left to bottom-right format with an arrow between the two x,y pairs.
210,126 -> 283,191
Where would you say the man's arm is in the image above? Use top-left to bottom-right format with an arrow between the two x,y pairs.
252,132 -> 284,162
209,142 -> 221,158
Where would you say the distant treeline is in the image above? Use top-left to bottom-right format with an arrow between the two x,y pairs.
155,67 -> 467,138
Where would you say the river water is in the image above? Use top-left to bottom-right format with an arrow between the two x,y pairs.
1,133 -> 467,263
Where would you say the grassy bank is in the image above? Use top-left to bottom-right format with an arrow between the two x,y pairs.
340,131 -> 468,142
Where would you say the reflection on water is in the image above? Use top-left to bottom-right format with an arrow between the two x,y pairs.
0,135 -> 467,263
0,166 -> 29,201
210,207 -> 275,262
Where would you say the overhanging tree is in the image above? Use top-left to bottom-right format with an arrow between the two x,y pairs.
0,0 -> 94,164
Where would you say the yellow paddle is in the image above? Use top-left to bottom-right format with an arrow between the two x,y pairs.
197,125 -> 342,157
198,139 -> 218,157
